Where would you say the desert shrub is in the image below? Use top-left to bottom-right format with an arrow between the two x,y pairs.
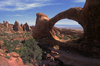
7,36 -> 10,39
2,40 -> 12,53
16,47 -> 30,63
70,35 -> 79,39
1,33 -> 8,36
0,33 -> 2,36
2,40 -> 19,53
19,36 -> 22,38
16,38 -> 42,64
63,35 -> 68,40
5,56 -> 11,59
25,32 -> 32,37
14,33 -> 20,35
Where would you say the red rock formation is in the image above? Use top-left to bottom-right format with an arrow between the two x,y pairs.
30,26 -> 35,29
33,0 -> 100,57
3,21 -> 9,27
13,21 -> 23,31
21,23 -> 23,27
0,51 -> 28,66
23,23 -> 31,31
23,25 -> 26,31
32,13 -> 57,40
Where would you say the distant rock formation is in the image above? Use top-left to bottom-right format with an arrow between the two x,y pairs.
21,23 -> 23,27
13,21 -> 23,31
30,26 -> 35,29
3,21 -> 9,27
23,23 -> 31,31
33,0 -> 100,58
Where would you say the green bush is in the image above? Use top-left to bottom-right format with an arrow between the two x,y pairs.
2,38 -> 42,65
70,35 -> 79,39
63,35 -> 68,40
2,40 -> 19,53
16,38 -> 42,64
2,40 -> 12,53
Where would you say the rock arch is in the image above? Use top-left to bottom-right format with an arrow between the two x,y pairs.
32,0 -> 100,57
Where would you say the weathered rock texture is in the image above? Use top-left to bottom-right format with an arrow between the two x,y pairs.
32,13 -> 58,40
33,0 -> 100,58
13,21 -> 23,31
0,51 -> 28,66
23,23 -> 31,31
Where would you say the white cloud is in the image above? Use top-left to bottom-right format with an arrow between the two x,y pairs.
0,0 -> 55,11
75,0 -> 86,3
14,14 -> 22,16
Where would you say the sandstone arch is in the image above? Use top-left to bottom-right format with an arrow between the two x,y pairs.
33,0 -> 100,58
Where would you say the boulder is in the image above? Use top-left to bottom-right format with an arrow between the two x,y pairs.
13,21 -> 23,31
0,49 -> 4,54
7,52 -> 19,57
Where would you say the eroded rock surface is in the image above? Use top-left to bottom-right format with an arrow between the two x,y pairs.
33,0 -> 100,58
32,13 -> 56,40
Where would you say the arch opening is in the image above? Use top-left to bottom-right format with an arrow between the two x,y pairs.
53,19 -> 83,41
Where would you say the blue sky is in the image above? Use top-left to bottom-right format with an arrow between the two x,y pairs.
0,0 -> 86,25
